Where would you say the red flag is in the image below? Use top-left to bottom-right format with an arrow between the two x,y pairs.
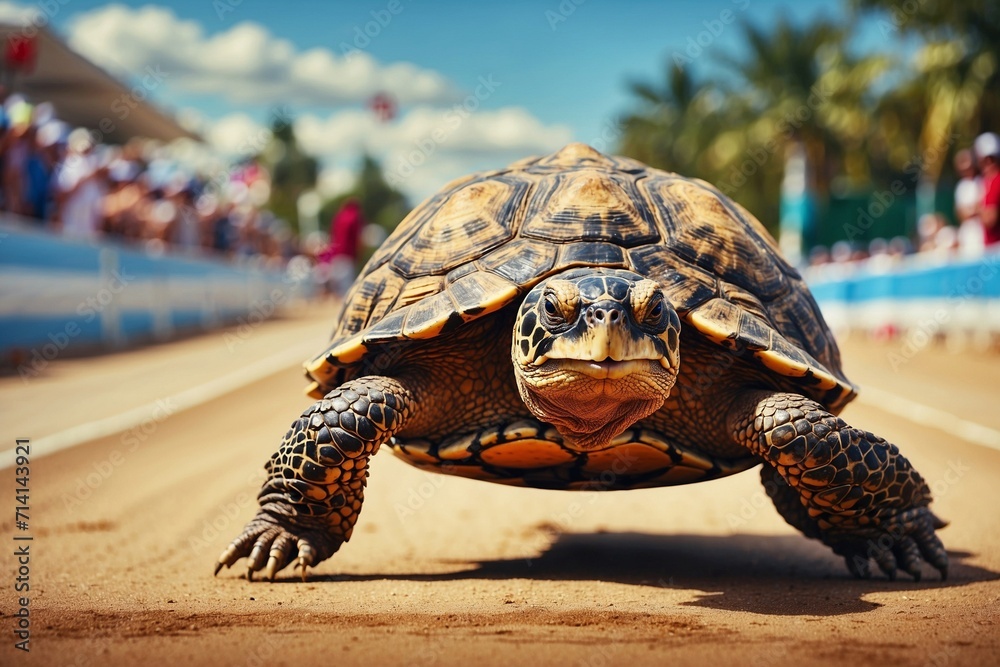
5,35 -> 37,73
368,93 -> 396,122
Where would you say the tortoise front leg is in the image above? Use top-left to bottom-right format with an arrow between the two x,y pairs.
729,391 -> 948,581
215,375 -> 414,581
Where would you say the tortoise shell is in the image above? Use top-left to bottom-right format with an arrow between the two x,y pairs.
305,143 -> 856,411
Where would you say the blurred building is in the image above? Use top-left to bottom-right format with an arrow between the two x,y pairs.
0,22 -> 196,144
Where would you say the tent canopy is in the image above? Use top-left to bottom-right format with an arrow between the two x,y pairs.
0,23 -> 198,144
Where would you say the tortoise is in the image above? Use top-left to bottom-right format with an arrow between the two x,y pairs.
216,143 -> 948,582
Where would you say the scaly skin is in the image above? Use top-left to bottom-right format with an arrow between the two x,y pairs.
731,392 -> 948,580
215,376 -> 414,581
214,306 -> 949,582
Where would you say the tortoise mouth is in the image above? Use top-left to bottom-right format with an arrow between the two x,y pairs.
544,358 -> 663,380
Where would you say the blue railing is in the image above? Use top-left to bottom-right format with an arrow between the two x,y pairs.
0,216 -> 311,361
805,250 -> 1000,335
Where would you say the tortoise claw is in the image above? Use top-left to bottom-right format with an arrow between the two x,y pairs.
828,507 -> 948,583
265,556 -> 279,582
213,510 -> 340,582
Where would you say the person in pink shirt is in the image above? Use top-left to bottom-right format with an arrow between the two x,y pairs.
318,198 -> 364,297
975,132 -> 1000,247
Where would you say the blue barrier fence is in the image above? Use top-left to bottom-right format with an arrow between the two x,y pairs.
805,251 -> 1000,335
0,216 -> 311,362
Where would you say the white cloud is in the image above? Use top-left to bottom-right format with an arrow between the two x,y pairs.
299,105 -> 573,201
64,4 -> 459,106
9,1 -> 575,202
295,106 -> 573,157
0,1 -> 37,22
191,105 -> 573,202
317,166 -> 357,199
204,113 -> 272,156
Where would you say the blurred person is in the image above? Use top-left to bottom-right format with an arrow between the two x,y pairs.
954,148 -> 985,258
868,237 -> 889,257
0,106 -> 8,210
887,235 -> 912,259
167,178 -> 201,252
233,204 -> 261,258
195,192 -> 230,253
830,240 -> 854,264
807,245 -> 830,266
917,212 -> 946,252
849,246 -> 869,262
866,237 -> 897,272
211,199 -> 236,254
22,123 -> 51,221
142,186 -> 177,249
102,159 -> 144,241
975,132 -> 1000,247
34,120 -> 68,222
54,130 -> 107,241
320,198 -> 364,297
2,97 -> 32,216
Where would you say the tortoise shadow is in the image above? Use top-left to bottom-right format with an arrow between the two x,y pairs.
292,531 -> 997,616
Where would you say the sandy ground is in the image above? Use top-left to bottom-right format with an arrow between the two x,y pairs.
1,312 -> 999,666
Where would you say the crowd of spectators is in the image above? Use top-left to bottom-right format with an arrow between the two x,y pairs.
0,94 -> 294,268
808,131 -> 1000,274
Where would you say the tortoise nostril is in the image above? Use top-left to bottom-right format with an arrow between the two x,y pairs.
594,309 -> 604,321
608,310 -> 620,322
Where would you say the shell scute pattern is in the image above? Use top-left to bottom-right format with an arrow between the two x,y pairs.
477,238 -> 558,285
390,175 -> 530,279
640,175 -> 790,301
308,143 -> 855,410
390,419 -> 753,490
521,170 -> 661,246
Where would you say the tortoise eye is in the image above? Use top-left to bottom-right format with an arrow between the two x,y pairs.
541,293 -> 574,328
642,295 -> 668,330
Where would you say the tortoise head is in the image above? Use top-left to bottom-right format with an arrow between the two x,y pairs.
512,269 -> 681,450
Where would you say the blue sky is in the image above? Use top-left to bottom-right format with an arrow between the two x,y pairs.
4,0 -> 903,200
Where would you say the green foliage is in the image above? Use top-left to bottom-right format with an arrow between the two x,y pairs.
618,3 -> 999,246
261,112 -> 319,234
319,155 -> 410,265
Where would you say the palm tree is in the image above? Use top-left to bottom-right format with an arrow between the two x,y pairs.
716,18 -> 889,197
619,17 -> 888,246
854,0 -> 1000,216
619,62 -> 723,179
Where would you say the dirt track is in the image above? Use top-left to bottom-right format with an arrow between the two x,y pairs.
2,311 -> 999,666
